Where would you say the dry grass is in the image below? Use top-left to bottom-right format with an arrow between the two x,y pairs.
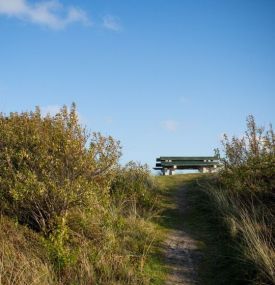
198,177 -> 275,285
237,210 -> 275,284
0,191 -> 164,285
0,216 -> 55,285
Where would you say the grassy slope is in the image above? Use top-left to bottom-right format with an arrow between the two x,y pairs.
1,173 -> 260,285
0,210 -> 166,285
183,178 -> 253,285
0,174 -> 200,285
155,174 -> 253,285
155,174 -> 201,230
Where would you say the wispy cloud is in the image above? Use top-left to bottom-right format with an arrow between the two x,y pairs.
0,0 -> 91,29
179,96 -> 188,104
162,120 -> 179,132
102,15 -> 121,31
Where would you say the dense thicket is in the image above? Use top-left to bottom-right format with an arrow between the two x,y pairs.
0,105 -> 161,285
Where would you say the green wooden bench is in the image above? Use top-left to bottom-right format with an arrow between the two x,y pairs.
154,156 -> 220,175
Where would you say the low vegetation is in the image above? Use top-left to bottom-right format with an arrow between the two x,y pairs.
154,116 -> 274,285
215,116 -> 274,285
1,106 -> 273,285
0,104 -> 163,285
184,116 -> 274,285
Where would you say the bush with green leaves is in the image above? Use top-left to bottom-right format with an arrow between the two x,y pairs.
221,115 -> 275,195
110,162 -> 157,215
0,104 -> 121,235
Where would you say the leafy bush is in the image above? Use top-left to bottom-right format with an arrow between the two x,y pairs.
110,162 -> 158,215
0,104 -> 121,235
221,115 -> 275,195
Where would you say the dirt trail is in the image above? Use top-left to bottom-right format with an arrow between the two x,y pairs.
164,185 -> 202,285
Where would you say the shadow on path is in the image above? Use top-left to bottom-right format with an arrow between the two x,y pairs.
158,176 -> 203,285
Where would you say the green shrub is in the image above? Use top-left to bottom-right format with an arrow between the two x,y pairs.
110,162 -> 158,216
0,104 -> 121,235
221,115 -> 275,195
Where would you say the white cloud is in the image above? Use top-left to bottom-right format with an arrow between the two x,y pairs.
102,15 -> 121,31
0,0 -> 91,29
162,120 -> 179,132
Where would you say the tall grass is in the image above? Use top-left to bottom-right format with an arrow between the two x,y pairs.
238,210 -> 275,284
0,215 -> 55,285
200,116 -> 275,284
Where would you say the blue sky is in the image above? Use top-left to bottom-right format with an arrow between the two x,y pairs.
0,0 -> 274,169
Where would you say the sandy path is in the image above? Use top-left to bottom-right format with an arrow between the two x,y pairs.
164,186 -> 202,285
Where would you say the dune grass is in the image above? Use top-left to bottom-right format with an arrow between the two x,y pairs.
155,172 -> 274,285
